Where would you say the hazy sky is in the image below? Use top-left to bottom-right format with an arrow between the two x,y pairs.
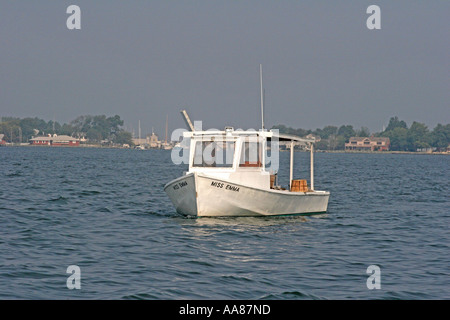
1,1 -> 448,137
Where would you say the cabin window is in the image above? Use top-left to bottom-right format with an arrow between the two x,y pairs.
192,140 -> 235,168
239,138 -> 262,167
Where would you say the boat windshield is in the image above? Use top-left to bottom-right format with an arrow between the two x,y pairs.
192,139 -> 236,168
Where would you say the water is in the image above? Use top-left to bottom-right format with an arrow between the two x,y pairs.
0,147 -> 448,299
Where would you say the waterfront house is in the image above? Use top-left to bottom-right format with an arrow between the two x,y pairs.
30,134 -> 80,146
345,137 -> 390,151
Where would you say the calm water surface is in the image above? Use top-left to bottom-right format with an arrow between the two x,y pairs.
0,147 -> 448,299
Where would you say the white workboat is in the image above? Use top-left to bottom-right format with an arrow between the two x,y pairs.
165,65 -> 329,217
164,127 -> 330,217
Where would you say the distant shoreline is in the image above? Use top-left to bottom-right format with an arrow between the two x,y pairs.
318,150 -> 448,155
280,149 -> 449,155
0,144 -> 158,150
2,144 -> 448,155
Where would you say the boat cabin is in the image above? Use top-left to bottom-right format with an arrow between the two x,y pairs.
183,127 -> 316,192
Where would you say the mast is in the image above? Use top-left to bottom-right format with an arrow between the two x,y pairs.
165,115 -> 168,144
138,120 -> 141,141
260,64 -> 264,130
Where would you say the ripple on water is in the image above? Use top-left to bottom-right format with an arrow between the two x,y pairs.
0,148 -> 448,299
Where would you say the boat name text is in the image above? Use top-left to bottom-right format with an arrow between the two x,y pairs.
211,181 -> 240,192
173,181 -> 188,190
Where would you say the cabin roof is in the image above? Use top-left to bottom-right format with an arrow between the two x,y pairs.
184,129 -> 314,144
269,132 -> 315,144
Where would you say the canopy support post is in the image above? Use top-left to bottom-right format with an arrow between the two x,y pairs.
310,142 -> 314,191
289,140 -> 294,190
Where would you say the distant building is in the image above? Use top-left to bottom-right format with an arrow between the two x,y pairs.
132,138 -> 147,146
345,137 -> 390,151
30,134 -> 80,146
0,134 -> 6,146
416,147 -> 435,153
148,132 -> 161,148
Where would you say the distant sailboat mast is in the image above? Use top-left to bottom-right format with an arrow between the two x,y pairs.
165,115 -> 168,145
138,120 -> 141,141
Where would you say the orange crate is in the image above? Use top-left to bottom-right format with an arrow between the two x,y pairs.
291,179 -> 308,192
270,175 -> 276,188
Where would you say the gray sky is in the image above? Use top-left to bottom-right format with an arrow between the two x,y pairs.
1,1 -> 448,137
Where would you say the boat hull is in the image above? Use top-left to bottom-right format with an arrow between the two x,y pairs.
164,173 -> 330,217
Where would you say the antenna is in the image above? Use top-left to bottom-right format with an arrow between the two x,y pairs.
260,64 -> 264,130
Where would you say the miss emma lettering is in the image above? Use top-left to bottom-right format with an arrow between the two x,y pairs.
211,181 -> 240,192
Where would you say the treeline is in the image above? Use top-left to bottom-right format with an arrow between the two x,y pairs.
272,116 -> 450,152
0,115 -> 133,145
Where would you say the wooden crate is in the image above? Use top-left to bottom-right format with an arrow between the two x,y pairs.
291,179 -> 308,192
270,174 -> 276,189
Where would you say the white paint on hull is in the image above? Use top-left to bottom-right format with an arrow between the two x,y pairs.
164,173 -> 329,217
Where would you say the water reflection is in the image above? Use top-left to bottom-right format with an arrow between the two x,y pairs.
171,213 -> 328,228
